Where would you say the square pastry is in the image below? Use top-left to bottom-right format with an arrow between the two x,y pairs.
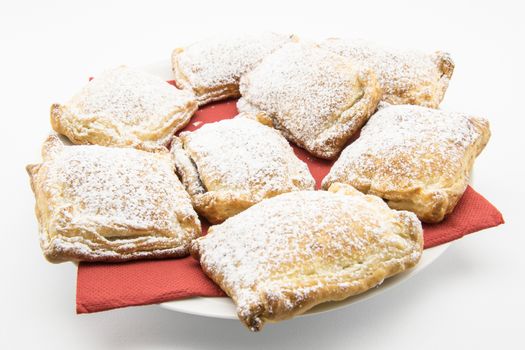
26,135 -> 201,263
190,183 -> 423,331
319,38 -> 454,108
171,115 -> 315,223
51,66 -> 197,150
322,104 -> 491,223
238,42 -> 382,159
171,33 -> 294,106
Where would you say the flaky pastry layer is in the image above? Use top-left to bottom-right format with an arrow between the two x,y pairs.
27,135 -> 201,263
238,42 -> 382,159
319,38 -> 454,108
51,66 -> 197,151
322,104 -> 490,223
171,115 -> 315,223
171,33 -> 294,106
190,184 -> 423,331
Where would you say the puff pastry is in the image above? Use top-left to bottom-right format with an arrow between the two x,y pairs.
190,183 -> 423,331
51,66 -> 197,150
26,135 -> 201,263
171,33 -> 293,106
322,104 -> 491,223
319,38 -> 454,108
171,115 -> 315,223
238,42 -> 382,159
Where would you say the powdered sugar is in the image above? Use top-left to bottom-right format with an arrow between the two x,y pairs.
59,66 -> 196,147
319,38 -> 453,108
174,33 -> 292,92
31,136 -> 201,261
47,142 -> 194,233
179,116 -> 314,200
69,66 -> 195,126
323,104 -> 488,192
238,42 -> 380,158
193,187 -> 422,330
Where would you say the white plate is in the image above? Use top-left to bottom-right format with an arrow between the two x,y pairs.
137,60 -> 452,320
159,244 -> 449,319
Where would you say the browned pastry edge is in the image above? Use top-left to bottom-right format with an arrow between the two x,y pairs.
171,34 -> 300,107
321,116 -> 490,223
170,130 -> 313,224
171,48 -> 241,106
170,136 -> 255,224
50,99 -> 197,152
190,183 -> 423,331
191,237 -> 421,331
26,135 -> 202,263
238,69 -> 382,160
381,51 -> 455,108
320,38 -> 455,109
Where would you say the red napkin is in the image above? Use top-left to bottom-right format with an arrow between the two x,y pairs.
76,95 -> 504,314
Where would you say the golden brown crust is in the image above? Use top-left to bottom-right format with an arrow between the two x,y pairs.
171,116 -> 315,223
377,51 -> 454,108
238,42 -> 382,159
27,135 -> 201,263
51,66 -> 197,151
171,33 -> 294,106
190,184 -> 423,331
191,192 -> 258,225
171,48 -> 240,106
319,38 -> 454,108
322,104 -> 491,223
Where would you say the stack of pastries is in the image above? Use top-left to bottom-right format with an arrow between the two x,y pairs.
27,33 -> 490,331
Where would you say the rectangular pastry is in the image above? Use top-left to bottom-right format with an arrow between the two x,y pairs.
319,38 -> 454,108
171,115 -> 315,223
322,104 -> 490,223
171,33 -> 294,106
26,135 -> 201,263
238,42 -> 382,159
190,183 -> 423,331
51,66 -> 197,150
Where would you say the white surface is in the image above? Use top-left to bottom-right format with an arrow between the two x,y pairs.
1,0 -> 524,349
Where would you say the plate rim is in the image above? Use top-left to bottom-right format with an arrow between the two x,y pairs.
158,243 -> 450,319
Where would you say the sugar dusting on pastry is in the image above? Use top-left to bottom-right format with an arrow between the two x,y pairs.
319,38 -> 454,108
68,66 -> 195,124
322,104 -> 490,222
28,136 -> 201,262
48,147 -> 192,231
173,33 -> 292,97
180,116 -> 314,198
238,42 -> 381,159
53,66 -> 197,148
324,104 -> 488,189
191,186 -> 423,331
172,116 -> 315,223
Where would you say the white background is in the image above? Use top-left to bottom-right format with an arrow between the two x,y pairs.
1,0 -> 524,349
